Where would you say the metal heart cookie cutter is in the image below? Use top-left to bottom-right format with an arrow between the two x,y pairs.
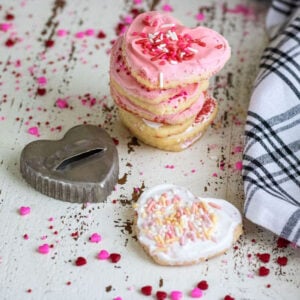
20,125 -> 119,203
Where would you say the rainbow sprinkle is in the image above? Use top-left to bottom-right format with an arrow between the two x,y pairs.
138,190 -> 218,251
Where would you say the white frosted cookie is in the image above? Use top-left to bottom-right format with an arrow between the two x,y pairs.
134,184 -> 242,265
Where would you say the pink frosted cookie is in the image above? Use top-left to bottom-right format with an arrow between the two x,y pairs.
118,107 -> 195,138
123,11 -> 231,89
110,37 -> 208,114
111,86 -> 205,125
134,184 -> 242,265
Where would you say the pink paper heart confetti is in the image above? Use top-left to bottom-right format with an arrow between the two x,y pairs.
89,233 -> 102,243
19,206 -> 31,216
97,250 -> 110,260
191,287 -> 203,298
38,243 -> 50,254
170,290 -> 183,300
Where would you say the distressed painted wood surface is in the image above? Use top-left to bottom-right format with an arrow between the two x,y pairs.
0,0 -> 299,299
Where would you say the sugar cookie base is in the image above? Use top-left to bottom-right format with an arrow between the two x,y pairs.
119,97 -> 218,151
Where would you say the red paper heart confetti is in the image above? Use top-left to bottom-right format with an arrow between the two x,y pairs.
5,13 -> 15,21
276,237 -> 290,248
156,290 -> 167,300
256,253 -> 270,263
277,256 -> 288,266
141,285 -> 152,296
109,253 -> 121,263
258,266 -> 270,276
197,280 -> 209,290
75,256 -> 87,266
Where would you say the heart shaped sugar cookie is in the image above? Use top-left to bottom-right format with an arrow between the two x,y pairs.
134,184 -> 242,265
110,36 -> 206,107
20,125 -> 119,203
123,11 -> 231,89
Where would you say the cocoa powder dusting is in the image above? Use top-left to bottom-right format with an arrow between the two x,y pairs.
118,173 -> 128,185
127,137 -> 140,154
131,182 -> 145,202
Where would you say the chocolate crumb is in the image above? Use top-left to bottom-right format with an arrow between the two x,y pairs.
105,285 -> 112,292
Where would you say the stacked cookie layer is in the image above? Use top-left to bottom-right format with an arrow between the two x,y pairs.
110,11 -> 230,151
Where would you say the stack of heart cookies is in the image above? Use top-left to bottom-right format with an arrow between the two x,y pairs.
110,11 -> 230,151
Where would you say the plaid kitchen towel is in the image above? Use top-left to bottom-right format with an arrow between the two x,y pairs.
243,0 -> 300,246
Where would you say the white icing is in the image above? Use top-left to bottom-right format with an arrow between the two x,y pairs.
142,118 -> 162,128
135,184 -> 242,265
180,132 -> 203,149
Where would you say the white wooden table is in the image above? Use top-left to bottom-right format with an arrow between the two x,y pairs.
0,0 -> 299,299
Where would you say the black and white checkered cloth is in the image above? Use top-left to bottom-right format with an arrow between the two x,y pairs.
243,0 -> 300,246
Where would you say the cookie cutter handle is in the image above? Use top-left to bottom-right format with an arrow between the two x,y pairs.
54,147 -> 106,171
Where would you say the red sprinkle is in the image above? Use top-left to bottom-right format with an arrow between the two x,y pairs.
141,285 -> 152,296
256,253 -> 270,263
215,44 -> 223,49
75,256 -> 87,266
156,291 -> 167,300
109,253 -> 121,263
66,281 -> 72,285
224,296 -> 234,300
27,289 -> 32,293
197,280 -> 209,290
258,266 -> 270,276
142,16 -> 151,26
266,284 -> 271,288
135,29 -> 206,64
194,39 -> 206,47
276,256 -> 288,266
195,98 -> 215,123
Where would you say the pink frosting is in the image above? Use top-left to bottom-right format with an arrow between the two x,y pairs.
124,11 -> 231,88
111,86 -> 205,125
110,37 -> 201,104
